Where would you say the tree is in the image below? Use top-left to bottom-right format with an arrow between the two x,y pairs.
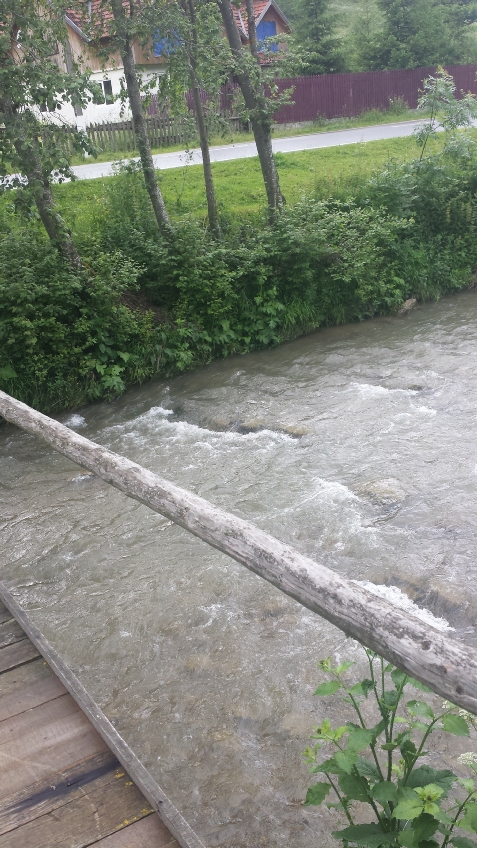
83,0 -> 172,235
0,0 -> 96,268
150,0 -> 229,236
294,0 -> 346,75
217,0 -> 285,216
358,0 -> 477,70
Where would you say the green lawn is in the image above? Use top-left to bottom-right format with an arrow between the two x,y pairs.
55,131 -> 446,237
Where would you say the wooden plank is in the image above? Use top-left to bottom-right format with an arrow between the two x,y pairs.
0,749 -> 116,834
0,701 -> 107,800
0,586 -> 205,848
1,389 -> 476,713
0,692 -> 79,746
0,763 -> 155,848
96,814 -> 180,847
0,603 -> 13,626
0,639 -> 39,674
0,667 -> 66,722
0,618 -> 26,649
0,749 -> 140,835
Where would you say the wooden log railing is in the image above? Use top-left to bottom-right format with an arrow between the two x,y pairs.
1,389 -> 477,713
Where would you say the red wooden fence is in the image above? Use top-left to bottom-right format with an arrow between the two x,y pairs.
146,64 -> 477,127
271,65 -> 477,124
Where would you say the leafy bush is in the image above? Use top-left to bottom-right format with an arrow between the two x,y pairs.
304,650 -> 477,848
0,231 -> 159,410
3,139 -> 477,413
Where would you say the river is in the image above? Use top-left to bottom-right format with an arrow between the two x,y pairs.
2,291 -> 477,846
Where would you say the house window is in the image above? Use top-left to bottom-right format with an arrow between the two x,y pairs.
256,19 -> 278,52
153,30 -> 181,57
101,80 -> 114,104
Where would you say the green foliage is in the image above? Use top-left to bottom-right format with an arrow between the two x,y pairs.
413,69 -> 477,159
0,0 -> 97,192
4,121 -> 477,413
304,648 -> 477,848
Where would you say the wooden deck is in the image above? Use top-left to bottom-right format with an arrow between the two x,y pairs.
0,600 -> 180,848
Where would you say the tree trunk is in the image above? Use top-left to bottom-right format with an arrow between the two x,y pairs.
217,0 -> 284,216
185,0 -> 220,237
13,118 -> 83,270
110,0 -> 172,236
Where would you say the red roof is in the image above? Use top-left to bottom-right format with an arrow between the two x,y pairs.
66,0 -> 289,43
66,1 -> 121,40
232,0 -> 290,39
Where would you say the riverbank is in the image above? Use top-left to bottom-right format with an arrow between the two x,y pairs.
1,136 -> 476,414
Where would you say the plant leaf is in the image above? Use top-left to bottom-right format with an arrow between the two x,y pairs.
372,781 -> 398,805
356,756 -> 382,781
333,823 -> 397,846
314,680 -> 341,696
335,749 -> 358,774
459,803 -> 477,834
392,668 -> 408,690
394,792 -> 425,820
347,728 -> 376,752
452,837 -> 477,847
335,661 -> 355,674
304,782 -> 331,806
338,773 -> 370,802
406,700 -> 434,720
312,756 -> 345,775
442,714 -> 470,736
0,364 -> 17,380
406,766 -> 456,795
412,812 -> 439,841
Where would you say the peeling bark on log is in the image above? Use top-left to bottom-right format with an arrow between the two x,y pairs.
1,389 -> 476,713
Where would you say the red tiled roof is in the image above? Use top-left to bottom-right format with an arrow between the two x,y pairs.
66,1 -> 123,40
232,0 -> 290,38
66,0 -> 289,42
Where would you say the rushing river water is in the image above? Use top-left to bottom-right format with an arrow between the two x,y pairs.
2,292 -> 477,846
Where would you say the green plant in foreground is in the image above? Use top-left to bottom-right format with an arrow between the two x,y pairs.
304,649 -> 477,847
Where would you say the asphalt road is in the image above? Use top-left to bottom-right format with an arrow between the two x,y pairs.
71,119 -> 425,181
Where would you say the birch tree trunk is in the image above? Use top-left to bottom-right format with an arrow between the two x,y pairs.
12,114 -> 83,270
217,0 -> 284,216
185,0 -> 220,237
110,0 -> 172,236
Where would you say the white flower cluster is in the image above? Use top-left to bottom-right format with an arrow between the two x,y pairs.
459,709 -> 477,731
458,752 -> 477,766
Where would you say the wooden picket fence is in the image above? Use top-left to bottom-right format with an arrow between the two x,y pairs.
86,115 -> 189,153
85,113 -> 243,154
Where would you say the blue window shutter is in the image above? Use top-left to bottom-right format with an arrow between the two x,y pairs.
154,30 -> 165,56
256,19 -> 278,51
154,29 -> 181,57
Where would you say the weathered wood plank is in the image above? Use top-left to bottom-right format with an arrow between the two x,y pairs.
0,603 -> 13,626
0,749 -> 115,833
0,669 -> 66,722
0,703 -> 107,800
0,586 -> 205,848
0,749 -> 130,835
0,618 -> 26,649
96,814 -> 180,848
1,389 -> 476,712
0,692 -> 79,746
0,764 -> 155,848
0,639 -> 39,674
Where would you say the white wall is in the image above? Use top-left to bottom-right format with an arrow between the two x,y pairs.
39,66 -> 166,129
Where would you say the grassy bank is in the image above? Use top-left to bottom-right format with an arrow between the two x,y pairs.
57,133 -> 446,235
1,132 -> 476,414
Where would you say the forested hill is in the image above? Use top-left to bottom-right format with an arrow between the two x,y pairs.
278,0 -> 477,75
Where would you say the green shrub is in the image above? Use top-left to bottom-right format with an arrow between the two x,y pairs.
304,650 -> 477,848
0,231 -> 159,410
